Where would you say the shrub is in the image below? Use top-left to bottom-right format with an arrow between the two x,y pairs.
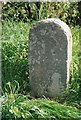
2,2 -> 79,25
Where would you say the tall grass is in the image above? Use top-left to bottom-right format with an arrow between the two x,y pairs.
2,20 -> 32,94
1,20 -> 81,119
2,83 -> 81,120
59,26 -> 80,104
2,20 -> 80,95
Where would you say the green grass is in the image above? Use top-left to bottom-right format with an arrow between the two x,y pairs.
58,26 -> 80,105
1,20 -> 81,119
70,26 -> 80,94
2,20 -> 80,95
2,20 -> 33,93
2,20 -> 32,42
2,93 -> 81,120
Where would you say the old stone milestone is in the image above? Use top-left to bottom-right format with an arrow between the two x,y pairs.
29,18 -> 72,98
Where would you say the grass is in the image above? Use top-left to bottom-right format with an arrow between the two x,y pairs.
2,20 -> 33,94
2,20 -> 32,42
2,92 -> 81,120
1,20 -> 81,119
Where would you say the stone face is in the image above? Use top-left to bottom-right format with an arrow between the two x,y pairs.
29,18 -> 72,98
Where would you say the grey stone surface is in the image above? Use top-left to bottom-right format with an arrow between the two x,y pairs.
29,18 -> 72,98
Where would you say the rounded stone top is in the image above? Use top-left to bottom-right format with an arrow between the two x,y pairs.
31,18 -> 72,39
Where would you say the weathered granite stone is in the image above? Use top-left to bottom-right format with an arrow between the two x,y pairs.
29,18 -> 72,98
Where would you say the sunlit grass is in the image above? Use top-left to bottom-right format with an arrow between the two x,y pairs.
1,20 -> 81,119
2,92 -> 81,120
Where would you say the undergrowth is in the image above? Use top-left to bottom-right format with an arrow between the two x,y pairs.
1,16 -> 81,120
2,92 -> 81,120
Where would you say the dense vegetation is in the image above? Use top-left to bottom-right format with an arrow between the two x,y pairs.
2,2 -> 79,25
1,2 -> 81,120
